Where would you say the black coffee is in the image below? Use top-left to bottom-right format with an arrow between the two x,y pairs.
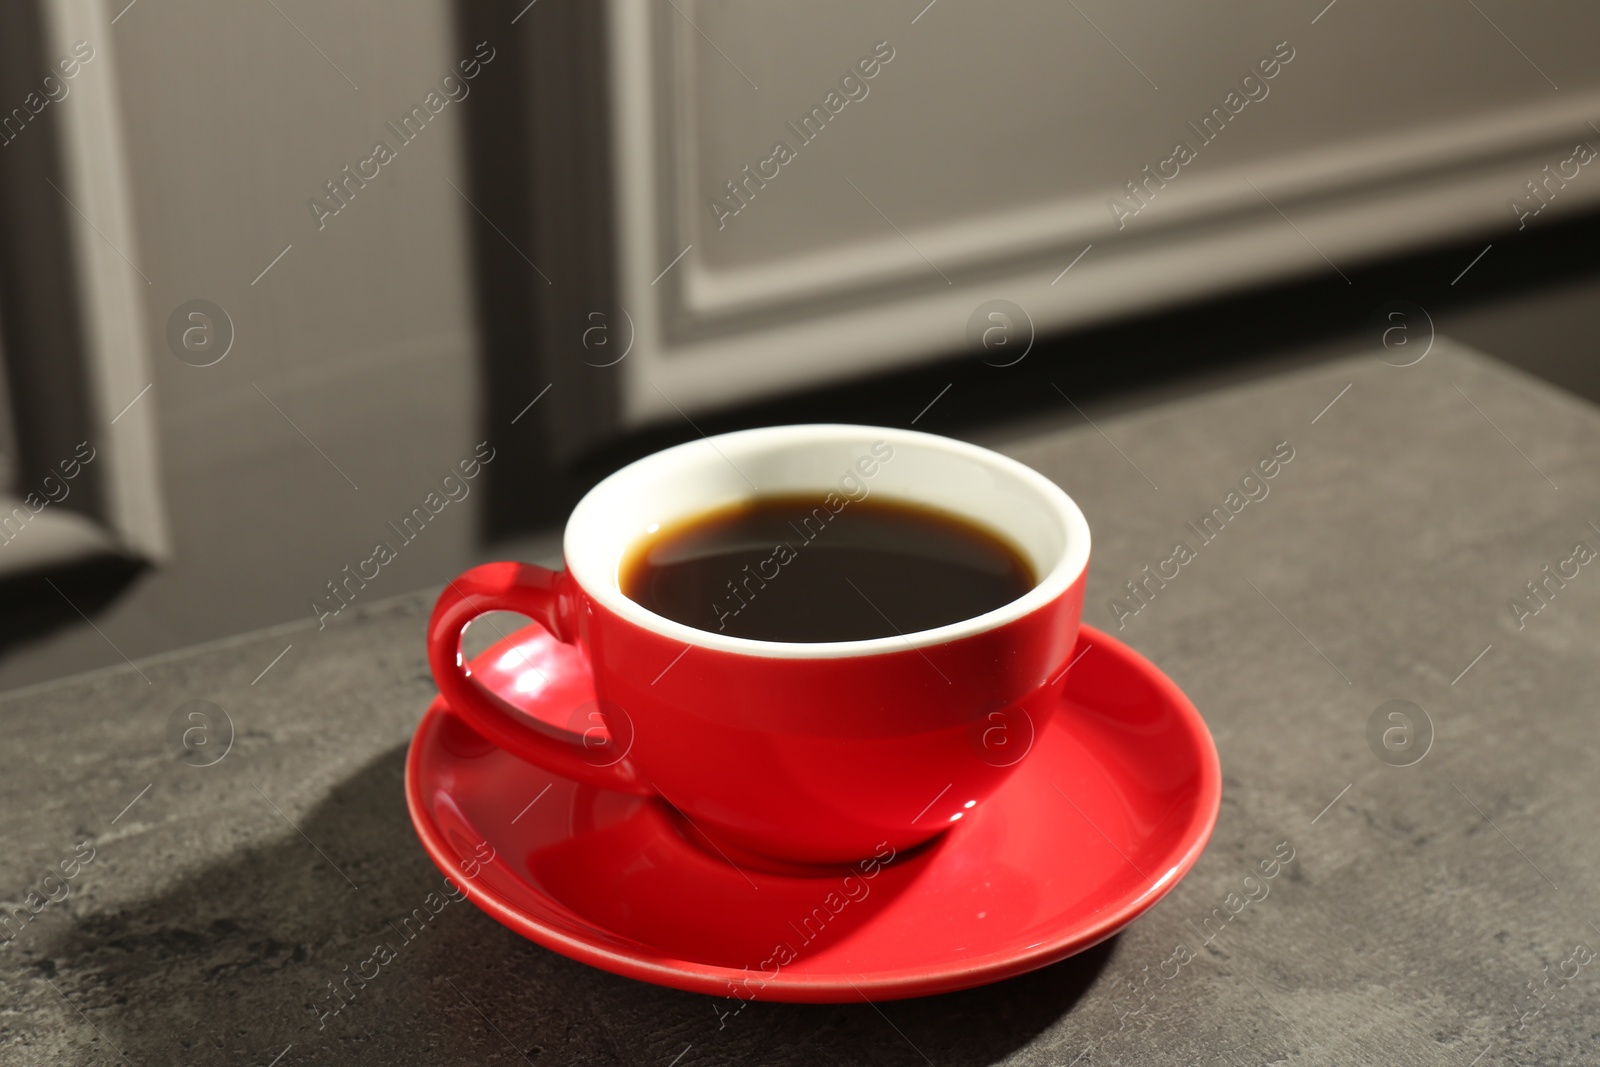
621,494 -> 1035,641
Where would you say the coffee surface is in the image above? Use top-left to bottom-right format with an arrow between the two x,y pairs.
621,494 -> 1035,641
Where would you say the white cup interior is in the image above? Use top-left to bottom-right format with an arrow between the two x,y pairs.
565,424 -> 1090,658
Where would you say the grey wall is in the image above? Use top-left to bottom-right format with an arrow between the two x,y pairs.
0,0 -> 504,692
2,0 -> 1599,696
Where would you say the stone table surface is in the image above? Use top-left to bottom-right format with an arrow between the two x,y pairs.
4,341 -> 1600,1066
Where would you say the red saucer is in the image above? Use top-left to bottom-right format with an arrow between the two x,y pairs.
405,624 -> 1220,1002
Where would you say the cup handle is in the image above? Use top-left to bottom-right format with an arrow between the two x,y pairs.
427,561 -> 651,794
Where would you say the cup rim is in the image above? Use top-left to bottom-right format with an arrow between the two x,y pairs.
565,424 -> 1090,660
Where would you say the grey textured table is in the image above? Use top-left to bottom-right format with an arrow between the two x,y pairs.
5,341 -> 1599,1066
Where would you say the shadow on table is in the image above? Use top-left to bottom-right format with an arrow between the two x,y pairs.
39,743 -> 1112,1066
0,555 -> 143,660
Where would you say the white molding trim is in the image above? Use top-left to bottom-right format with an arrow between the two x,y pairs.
40,0 -> 168,561
680,91 -> 1600,319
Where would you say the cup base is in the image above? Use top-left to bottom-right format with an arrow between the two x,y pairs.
657,800 -> 942,878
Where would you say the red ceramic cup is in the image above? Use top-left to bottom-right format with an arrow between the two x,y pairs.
428,425 -> 1089,867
